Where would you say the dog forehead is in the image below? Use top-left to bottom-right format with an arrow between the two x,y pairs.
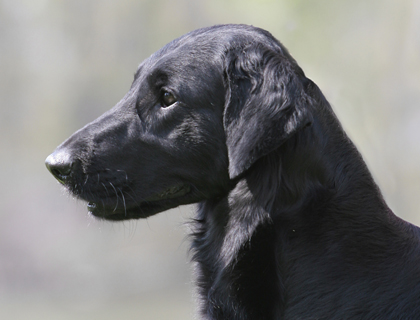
146,39 -> 223,74
134,25 -> 267,76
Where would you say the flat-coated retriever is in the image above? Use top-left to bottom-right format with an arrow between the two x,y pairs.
46,24 -> 420,319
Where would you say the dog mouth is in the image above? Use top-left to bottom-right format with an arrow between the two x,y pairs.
86,184 -> 191,220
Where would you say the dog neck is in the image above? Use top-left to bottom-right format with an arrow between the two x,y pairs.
192,98 -> 409,319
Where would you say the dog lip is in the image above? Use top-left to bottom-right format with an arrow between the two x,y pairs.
86,184 -> 191,218
144,184 -> 191,201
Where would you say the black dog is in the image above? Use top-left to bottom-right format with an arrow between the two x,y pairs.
46,25 -> 420,319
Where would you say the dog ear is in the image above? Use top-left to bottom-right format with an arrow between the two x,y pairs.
223,44 -> 313,179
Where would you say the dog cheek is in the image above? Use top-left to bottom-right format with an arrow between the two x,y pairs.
182,128 -> 229,192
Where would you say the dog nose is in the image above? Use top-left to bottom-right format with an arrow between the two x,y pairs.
45,149 -> 74,184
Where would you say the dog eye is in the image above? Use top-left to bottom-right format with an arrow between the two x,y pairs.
161,92 -> 177,107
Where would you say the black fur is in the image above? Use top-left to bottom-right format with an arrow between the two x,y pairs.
46,25 -> 420,319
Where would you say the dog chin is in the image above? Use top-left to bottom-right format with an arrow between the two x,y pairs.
87,201 -> 164,220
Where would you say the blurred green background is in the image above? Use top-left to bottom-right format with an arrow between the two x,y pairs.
1,0 -> 419,319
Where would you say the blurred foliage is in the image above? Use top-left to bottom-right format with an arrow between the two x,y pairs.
0,0 -> 419,319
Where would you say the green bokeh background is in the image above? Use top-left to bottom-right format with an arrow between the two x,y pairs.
1,0 -> 419,319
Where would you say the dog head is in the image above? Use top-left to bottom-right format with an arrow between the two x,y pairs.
45,25 -> 312,220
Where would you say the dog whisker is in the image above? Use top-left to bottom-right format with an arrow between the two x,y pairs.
83,174 -> 89,186
109,182 -> 120,212
101,183 -> 110,197
119,187 -> 127,217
